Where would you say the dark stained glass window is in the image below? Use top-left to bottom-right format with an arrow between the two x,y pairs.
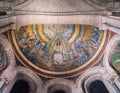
10,80 -> 30,93
89,80 -> 109,93
53,90 -> 65,93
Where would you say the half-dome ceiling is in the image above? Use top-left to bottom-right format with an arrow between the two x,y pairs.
9,24 -> 109,77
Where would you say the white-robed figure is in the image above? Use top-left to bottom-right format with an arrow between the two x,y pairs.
53,38 -> 63,64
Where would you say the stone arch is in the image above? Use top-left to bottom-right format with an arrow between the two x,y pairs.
0,34 -> 15,72
10,66 -> 43,93
84,74 -> 116,93
103,34 -> 120,75
76,66 -> 105,93
0,34 -> 16,93
45,78 -> 76,93
48,85 -> 71,93
0,43 -> 8,72
0,15 -> 17,33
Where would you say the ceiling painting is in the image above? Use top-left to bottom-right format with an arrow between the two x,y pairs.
9,24 -> 108,77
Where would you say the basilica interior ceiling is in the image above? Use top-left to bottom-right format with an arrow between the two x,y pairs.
0,0 -> 119,79
0,0 -> 120,93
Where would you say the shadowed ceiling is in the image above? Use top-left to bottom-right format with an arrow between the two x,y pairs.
0,0 -> 119,16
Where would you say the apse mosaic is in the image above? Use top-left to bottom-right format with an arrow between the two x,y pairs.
15,24 -> 103,71
0,43 -> 7,72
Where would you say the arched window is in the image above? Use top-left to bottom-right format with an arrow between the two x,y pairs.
89,80 -> 109,93
48,84 -> 71,93
53,90 -> 66,93
10,80 -> 30,93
